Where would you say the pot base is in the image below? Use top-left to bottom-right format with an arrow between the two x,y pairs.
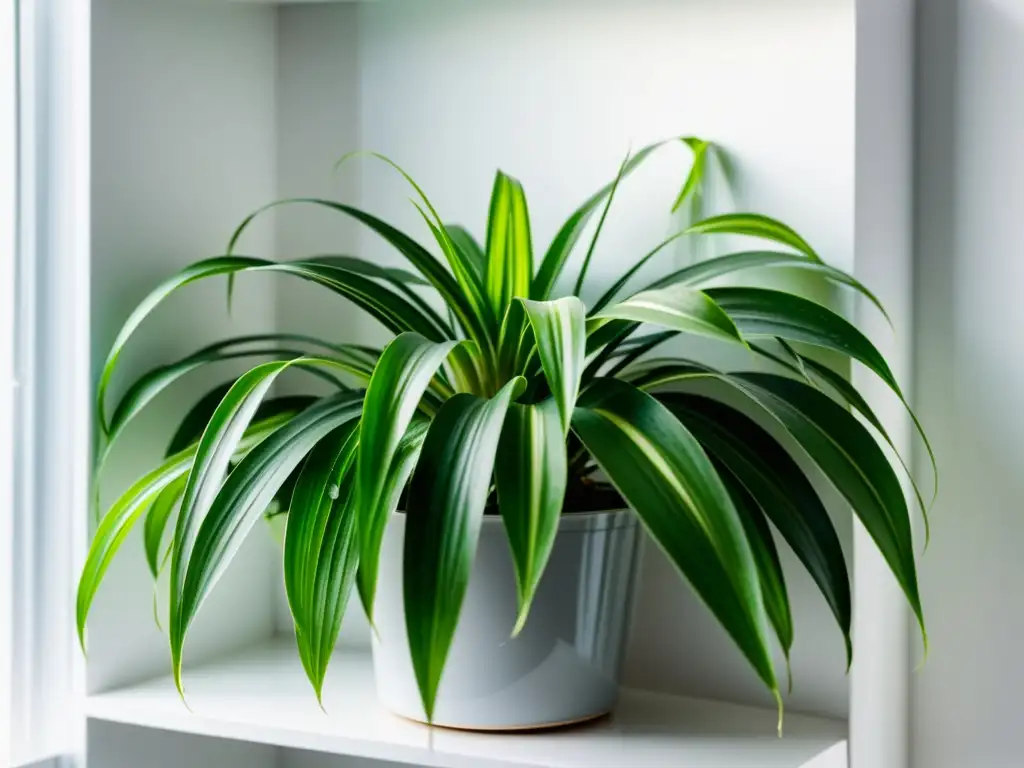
390,708 -> 611,733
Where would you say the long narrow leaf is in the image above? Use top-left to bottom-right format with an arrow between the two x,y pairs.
647,251 -> 889,324
495,399 -> 567,635
356,333 -> 460,619
227,198 -> 488,357
285,422 -> 362,701
144,476 -> 187,578
684,213 -> 820,261
733,372 -> 925,644
571,379 -> 778,699
76,413 -> 291,649
716,462 -> 793,682
707,287 -> 901,396
355,416 -> 429,620
97,256 -> 448,439
532,138 -> 680,299
485,173 -> 533,321
173,391 -> 365,691
404,378 -> 525,721
661,392 -> 852,664
593,284 -> 743,346
445,225 -> 485,281
573,150 -> 629,297
518,297 -> 586,434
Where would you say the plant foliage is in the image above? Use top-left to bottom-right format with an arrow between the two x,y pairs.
79,138 -> 932,723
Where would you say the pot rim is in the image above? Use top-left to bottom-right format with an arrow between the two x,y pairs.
393,507 -> 637,533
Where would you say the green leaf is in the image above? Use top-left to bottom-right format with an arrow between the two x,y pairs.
354,416 -> 429,621
573,149 -> 630,298
716,461 -> 793,681
661,392 -> 852,665
774,347 -> 934,537
338,153 -> 495,348
647,250 -> 890,324
733,372 -> 925,645
532,138 -> 679,300
495,399 -> 567,636
445,225 -> 485,280
76,412 -> 291,650
284,422 -> 362,702
485,172 -> 533,321
144,475 -> 187,578
672,138 -> 710,213
355,333 -> 460,619
593,284 -> 743,346
403,377 -> 525,721
99,335 -> 353,473
227,198 -> 488,353
706,287 -> 901,396
621,358 -> 715,391
604,330 -> 677,378
571,379 -> 778,697
518,297 -> 586,434
684,213 -> 821,261
172,390 -> 365,692
96,256 -> 448,437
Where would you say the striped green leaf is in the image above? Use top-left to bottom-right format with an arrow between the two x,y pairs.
716,462 -> 794,681
172,390 -> 364,693
76,412 -> 292,650
685,213 -> 820,261
495,399 -> 567,635
734,373 -> 925,644
356,334 -> 460,619
144,476 -> 187,579
592,284 -> 743,346
647,251 -> 889,324
227,197 -> 488,360
404,378 -> 524,721
662,392 -> 852,664
532,138 -> 682,299
485,173 -> 533,321
518,297 -> 586,434
707,287 -> 901,395
284,422 -> 362,702
355,416 -> 429,620
571,379 -> 778,699
445,225 -> 485,280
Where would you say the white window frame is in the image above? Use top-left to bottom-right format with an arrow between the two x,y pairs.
3,1 -> 90,766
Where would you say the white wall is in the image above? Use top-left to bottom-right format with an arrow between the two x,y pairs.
912,0 -> 1024,766
89,0 -> 281,693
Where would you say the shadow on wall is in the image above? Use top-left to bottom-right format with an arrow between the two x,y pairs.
912,0 -> 1024,766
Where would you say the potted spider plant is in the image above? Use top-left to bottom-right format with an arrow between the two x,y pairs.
78,138 -> 931,732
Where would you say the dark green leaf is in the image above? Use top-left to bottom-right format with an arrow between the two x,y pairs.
284,422 -> 362,702
495,399 -> 567,635
733,372 -> 925,644
172,390 -> 364,692
661,392 -> 851,665
356,334 -> 460,619
571,379 -> 778,697
707,287 -> 900,396
404,378 -> 524,721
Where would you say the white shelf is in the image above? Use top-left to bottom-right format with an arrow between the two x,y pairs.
85,639 -> 847,768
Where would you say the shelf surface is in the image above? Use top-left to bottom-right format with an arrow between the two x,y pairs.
86,639 -> 846,768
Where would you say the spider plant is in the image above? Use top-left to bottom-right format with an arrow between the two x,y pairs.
77,138 -> 932,723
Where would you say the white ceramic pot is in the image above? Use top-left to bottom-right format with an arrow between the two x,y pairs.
371,509 -> 641,731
